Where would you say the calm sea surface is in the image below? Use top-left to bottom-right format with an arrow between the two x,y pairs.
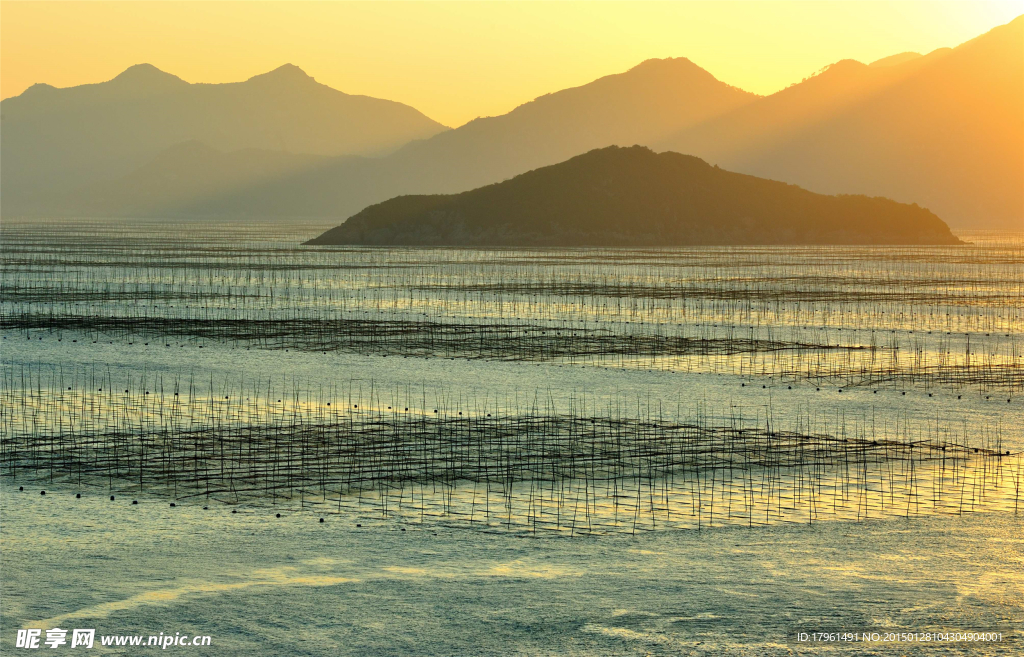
2,219 -> 1021,654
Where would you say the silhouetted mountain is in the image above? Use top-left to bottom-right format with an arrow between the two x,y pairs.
1,63 -> 447,213
658,55 -> 945,171
374,57 -> 757,192
306,146 -> 961,247
29,58 -> 756,219
659,16 -> 1023,229
9,17 -> 1020,229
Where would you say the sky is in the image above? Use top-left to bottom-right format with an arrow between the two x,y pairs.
1,1 -> 1022,128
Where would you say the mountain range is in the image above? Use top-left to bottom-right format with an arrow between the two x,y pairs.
306,146 -> 961,246
2,15 -> 1021,229
0,63 -> 446,212
660,16 -> 1022,230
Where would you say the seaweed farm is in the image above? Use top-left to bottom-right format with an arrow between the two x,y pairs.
2,219 -> 1022,534
3,222 -> 1022,391
2,370 -> 1020,534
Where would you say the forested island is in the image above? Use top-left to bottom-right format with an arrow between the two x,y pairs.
306,146 -> 962,246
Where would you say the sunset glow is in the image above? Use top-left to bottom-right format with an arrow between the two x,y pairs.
2,0 -> 1021,127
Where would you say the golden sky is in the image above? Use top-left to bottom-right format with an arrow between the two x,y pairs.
2,1 -> 1022,127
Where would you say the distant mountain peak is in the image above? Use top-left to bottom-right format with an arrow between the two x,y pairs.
19,82 -> 57,96
617,57 -> 753,97
110,63 -> 188,87
246,64 -> 316,85
633,56 -> 694,68
627,57 -> 706,77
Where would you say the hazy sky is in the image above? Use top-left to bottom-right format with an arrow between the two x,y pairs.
2,1 -> 1022,127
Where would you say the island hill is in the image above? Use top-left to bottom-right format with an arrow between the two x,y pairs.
305,146 -> 962,246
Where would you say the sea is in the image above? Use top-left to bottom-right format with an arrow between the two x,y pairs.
1,218 -> 1021,655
